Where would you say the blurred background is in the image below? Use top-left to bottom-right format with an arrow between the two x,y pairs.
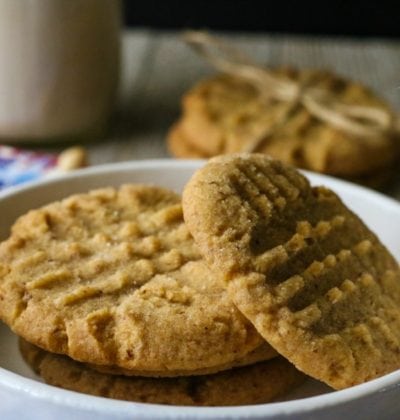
123,0 -> 400,37
0,0 -> 399,194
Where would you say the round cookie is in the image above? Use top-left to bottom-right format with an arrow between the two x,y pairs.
90,342 -> 276,377
182,153 -> 400,389
0,184 -> 274,374
173,68 -> 399,178
20,339 -> 305,406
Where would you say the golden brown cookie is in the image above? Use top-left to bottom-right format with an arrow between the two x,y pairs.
172,69 -> 399,178
20,339 -> 305,406
0,184 -> 275,375
182,153 -> 400,389
90,342 -> 275,377
167,122 -> 209,159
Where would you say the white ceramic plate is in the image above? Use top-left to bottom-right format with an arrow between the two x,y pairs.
1,160 -> 400,420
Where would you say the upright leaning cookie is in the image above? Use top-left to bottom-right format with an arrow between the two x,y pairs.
183,153 -> 400,389
0,184 -> 275,375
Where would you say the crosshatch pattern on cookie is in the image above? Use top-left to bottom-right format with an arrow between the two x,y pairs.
20,339 -> 305,407
0,184 -> 271,374
182,154 -> 400,389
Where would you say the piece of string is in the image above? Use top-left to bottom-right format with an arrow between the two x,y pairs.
183,31 -> 400,152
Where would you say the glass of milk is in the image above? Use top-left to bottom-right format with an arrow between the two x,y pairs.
0,0 -> 121,142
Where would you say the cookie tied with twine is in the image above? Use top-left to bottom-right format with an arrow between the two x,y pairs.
183,31 -> 400,144
168,31 -> 400,181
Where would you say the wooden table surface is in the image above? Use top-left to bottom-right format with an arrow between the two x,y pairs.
51,30 -> 400,198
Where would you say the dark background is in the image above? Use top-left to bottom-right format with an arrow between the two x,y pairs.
123,0 -> 400,38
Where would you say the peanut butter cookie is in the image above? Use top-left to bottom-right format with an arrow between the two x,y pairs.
183,153 -> 400,389
20,339 -> 304,406
0,184 -> 275,375
90,342 -> 275,377
170,69 -> 399,178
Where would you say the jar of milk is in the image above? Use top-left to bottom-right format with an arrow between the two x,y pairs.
0,0 -> 121,142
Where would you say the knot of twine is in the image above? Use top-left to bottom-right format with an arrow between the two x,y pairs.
183,31 -> 400,152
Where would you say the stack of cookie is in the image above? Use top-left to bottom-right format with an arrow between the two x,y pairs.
1,153 -> 400,406
0,184 -> 304,406
168,68 -> 399,185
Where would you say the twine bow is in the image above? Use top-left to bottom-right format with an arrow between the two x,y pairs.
183,31 -> 400,152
